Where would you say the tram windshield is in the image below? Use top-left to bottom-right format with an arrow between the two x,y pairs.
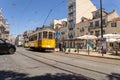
49,32 -> 53,39
43,31 -> 55,39
43,31 -> 48,38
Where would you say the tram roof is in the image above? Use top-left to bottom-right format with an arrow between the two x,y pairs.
29,28 -> 55,37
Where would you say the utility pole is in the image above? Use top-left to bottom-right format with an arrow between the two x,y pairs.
100,0 -> 104,56
100,0 -> 103,38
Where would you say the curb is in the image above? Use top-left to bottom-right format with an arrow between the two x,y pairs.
75,53 -> 120,60
55,51 -> 120,60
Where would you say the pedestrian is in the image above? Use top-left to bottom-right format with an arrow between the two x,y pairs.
63,44 -> 66,52
101,46 -> 106,54
94,46 -> 96,51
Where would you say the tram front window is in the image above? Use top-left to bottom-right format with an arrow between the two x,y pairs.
43,31 -> 48,38
49,32 -> 53,39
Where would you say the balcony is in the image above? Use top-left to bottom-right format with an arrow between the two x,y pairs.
4,30 -> 9,34
88,26 -> 95,29
88,24 -> 106,31
0,21 -> 5,28
68,11 -> 73,15
61,32 -> 65,35
69,27 -> 73,31
68,19 -> 73,22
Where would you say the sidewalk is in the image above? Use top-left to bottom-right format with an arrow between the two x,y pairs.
55,48 -> 120,60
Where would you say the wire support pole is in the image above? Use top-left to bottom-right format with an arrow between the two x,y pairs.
100,0 -> 103,38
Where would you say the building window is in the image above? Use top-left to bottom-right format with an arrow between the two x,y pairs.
39,32 -> 42,39
48,32 -> 53,39
90,31 -> 93,35
95,12 -> 100,18
102,19 -> 106,25
112,32 -> 117,34
95,30 -> 100,37
80,27 -> 84,32
95,21 -> 99,27
110,43 -> 113,47
61,32 -> 65,35
111,22 -> 117,27
90,22 -> 93,27
69,27 -> 73,30
43,31 -> 48,38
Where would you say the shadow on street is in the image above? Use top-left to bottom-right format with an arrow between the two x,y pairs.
0,53 -> 13,55
25,48 -> 53,53
107,73 -> 120,80
0,70 -> 94,80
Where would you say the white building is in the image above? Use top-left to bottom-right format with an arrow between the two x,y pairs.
15,34 -> 24,47
67,0 -> 97,39
50,18 -> 67,29
0,8 -> 5,39
0,8 -> 10,40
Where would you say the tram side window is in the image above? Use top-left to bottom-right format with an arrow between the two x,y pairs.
31,36 -> 34,41
29,37 -> 31,41
34,34 -> 37,40
29,36 -> 32,41
39,32 -> 42,39
49,32 -> 53,39
43,31 -> 47,38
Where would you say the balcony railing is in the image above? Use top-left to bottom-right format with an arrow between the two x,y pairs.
88,24 -> 107,30
0,21 -> 5,28
69,27 -> 73,31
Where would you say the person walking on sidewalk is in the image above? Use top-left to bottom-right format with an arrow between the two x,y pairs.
101,46 -> 106,54
63,44 -> 66,52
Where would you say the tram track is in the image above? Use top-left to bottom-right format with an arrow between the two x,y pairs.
19,50 -> 110,75
52,52 -> 120,66
25,48 -> 120,65
17,50 -> 95,80
16,48 -> 120,80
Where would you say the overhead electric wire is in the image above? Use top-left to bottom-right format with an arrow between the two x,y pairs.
42,9 -> 52,27
42,0 -> 66,27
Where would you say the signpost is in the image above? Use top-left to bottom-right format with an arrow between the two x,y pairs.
98,38 -> 106,56
56,31 -> 60,51
56,31 -> 60,39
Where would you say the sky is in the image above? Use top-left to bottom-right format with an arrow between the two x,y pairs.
0,0 -> 120,38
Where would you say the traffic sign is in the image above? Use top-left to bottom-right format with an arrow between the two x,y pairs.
56,31 -> 60,38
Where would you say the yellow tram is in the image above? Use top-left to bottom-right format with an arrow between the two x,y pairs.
28,28 -> 56,51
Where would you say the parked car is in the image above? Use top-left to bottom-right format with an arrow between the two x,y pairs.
0,38 -> 16,54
